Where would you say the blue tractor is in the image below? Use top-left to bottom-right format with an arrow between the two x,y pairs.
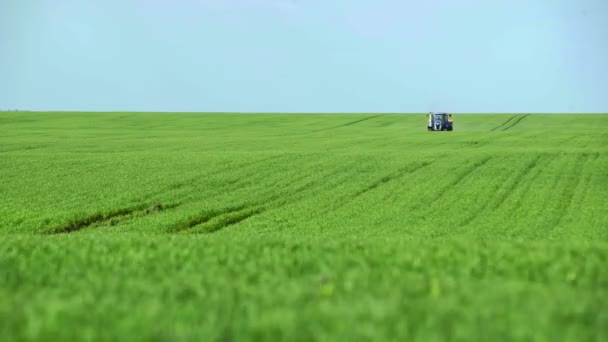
427,112 -> 454,131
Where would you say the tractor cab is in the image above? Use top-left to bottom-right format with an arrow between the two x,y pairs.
427,112 -> 454,131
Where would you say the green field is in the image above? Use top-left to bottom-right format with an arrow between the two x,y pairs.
1,112 -> 607,341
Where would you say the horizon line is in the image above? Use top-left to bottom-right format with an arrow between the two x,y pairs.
1,110 -> 607,115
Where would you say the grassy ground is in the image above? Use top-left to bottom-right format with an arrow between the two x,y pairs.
1,112 -> 607,341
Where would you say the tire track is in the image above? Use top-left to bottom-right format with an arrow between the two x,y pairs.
0,145 -> 46,153
490,114 -> 520,131
173,159 -> 360,234
569,152 -> 600,210
201,208 -> 261,233
457,155 -> 544,228
552,153 -> 598,229
401,157 -> 493,222
352,161 -> 433,200
170,205 -> 250,233
49,203 -> 177,234
313,160 -> 436,215
501,114 -> 530,131
424,157 -> 492,208
516,154 -> 573,238
131,154 -> 290,204
555,152 -> 601,234
503,154 -> 556,220
260,159 -> 360,210
178,206 -> 266,234
218,155 -> 356,207
149,154 -> 296,206
489,155 -> 544,210
312,115 -> 384,132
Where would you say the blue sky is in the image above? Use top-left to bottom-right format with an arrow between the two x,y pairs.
1,0 -> 607,112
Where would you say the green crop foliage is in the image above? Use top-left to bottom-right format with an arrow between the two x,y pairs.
1,112 -> 607,341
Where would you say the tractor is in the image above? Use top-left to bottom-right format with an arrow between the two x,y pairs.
427,112 -> 454,131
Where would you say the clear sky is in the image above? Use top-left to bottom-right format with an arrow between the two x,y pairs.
1,0 -> 607,112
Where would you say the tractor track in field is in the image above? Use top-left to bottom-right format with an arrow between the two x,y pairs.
458,155 -> 544,228
513,154 -> 579,238
173,160 -> 359,234
425,157 -> 493,208
48,203 -> 177,234
397,157 -> 493,225
503,154 -> 557,222
552,152 -> 599,229
174,156 -> 352,222
489,155 -> 544,210
0,145 -> 46,153
170,205 -> 261,234
490,114 -> 521,131
314,160 -> 435,215
133,154 -> 291,205
178,155 -> 299,204
312,114 -> 384,132
554,152 -> 600,228
352,161 -> 433,200
501,114 -> 530,131
266,159 -> 358,206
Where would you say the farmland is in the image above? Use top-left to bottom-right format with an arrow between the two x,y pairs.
0,112 -> 607,341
